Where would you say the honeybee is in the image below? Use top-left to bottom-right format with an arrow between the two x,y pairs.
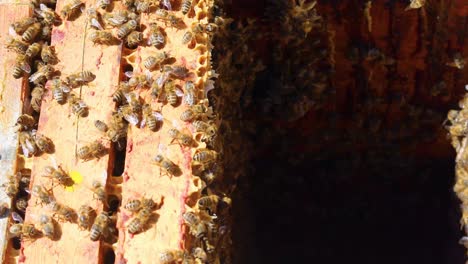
182,211 -> 207,239
15,198 -> 28,213
21,22 -> 41,43
36,4 -> 57,25
142,104 -> 163,132
60,0 -> 83,20
96,0 -> 111,10
12,54 -> 31,79
94,120 -> 109,132
124,91 -> 142,112
2,173 -> 19,198
127,70 -> 152,89
159,249 -> 184,264
68,93 -> 89,117
112,84 -> 129,105
90,211 -> 111,241
77,205 -> 95,230
106,115 -> 127,143
123,199 -> 143,213
183,81 -> 197,106
77,140 -> 106,161
181,31 -> 193,45
118,105 -> 139,126
405,0 -> 425,11
31,85 -> 45,113
147,23 -> 165,47
180,104 -> 211,122
5,38 -> 29,54
42,166 -> 73,188
10,17 -> 37,35
162,65 -> 189,79
197,195 -> 230,214
90,181 -> 106,203
117,19 -> 138,39
126,31 -> 143,48
153,154 -> 181,177
155,9 -> 184,29
51,78 -> 70,104
89,30 -> 116,45
447,53 -> 466,69
193,148 -> 217,164
31,184 -> 54,205
127,207 -> 152,234
39,214 -> 55,239
25,42 -> 41,58
150,78 -> 164,100
126,196 -> 155,212
87,8 -> 103,30
168,128 -> 196,147
19,131 -> 38,157
65,71 -> 96,87
143,52 -> 168,70
10,223 -> 41,240
164,80 -> 182,106
29,63 -> 54,84
49,201 -> 75,222
31,131 -> 54,153
193,120 -> 217,140
181,0 -> 192,15
41,43 -> 57,64
15,114 -> 36,130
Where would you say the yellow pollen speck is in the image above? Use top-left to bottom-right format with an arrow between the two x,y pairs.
65,170 -> 83,192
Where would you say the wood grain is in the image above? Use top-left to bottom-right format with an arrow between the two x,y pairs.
20,0 -> 122,263
0,5 -> 31,264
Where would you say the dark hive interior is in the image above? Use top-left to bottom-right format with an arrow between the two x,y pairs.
215,0 -> 468,263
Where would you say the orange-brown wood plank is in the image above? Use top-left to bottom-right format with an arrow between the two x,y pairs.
0,4 -> 31,263
115,2 -> 213,263
21,0 -> 122,263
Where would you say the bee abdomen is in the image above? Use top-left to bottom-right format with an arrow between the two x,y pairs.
181,0 -> 192,15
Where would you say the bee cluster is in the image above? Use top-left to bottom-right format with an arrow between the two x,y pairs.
445,86 -> 468,255
3,0 -> 237,262
15,114 -> 54,157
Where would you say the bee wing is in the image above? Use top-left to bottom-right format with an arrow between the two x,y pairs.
90,18 -> 104,30
110,16 -> 126,26
78,100 -> 88,107
29,71 -> 44,82
124,71 -> 134,78
61,84 -> 71,93
11,211 -> 24,223
162,0 -> 172,10
8,26 -> 18,37
156,72 -> 169,88
175,86 -> 184,97
204,79 -> 215,97
153,111 -> 164,121
39,3 -> 48,11
21,62 -> 32,74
